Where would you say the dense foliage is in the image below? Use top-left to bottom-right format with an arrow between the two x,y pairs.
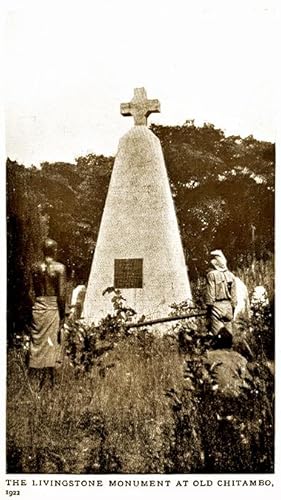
6,122 -> 274,336
7,285 -> 274,473
6,121 -> 275,474
151,122 -> 274,276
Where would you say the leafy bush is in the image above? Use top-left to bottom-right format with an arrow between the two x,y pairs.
7,272 -> 274,473
62,288 -> 137,372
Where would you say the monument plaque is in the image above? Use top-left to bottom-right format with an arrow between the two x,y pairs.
114,258 -> 143,288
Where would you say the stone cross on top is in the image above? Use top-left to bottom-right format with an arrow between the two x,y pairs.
120,87 -> 160,126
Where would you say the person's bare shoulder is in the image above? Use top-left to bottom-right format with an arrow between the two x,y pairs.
53,261 -> 66,274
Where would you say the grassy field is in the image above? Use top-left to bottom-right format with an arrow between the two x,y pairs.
6,258 -> 274,474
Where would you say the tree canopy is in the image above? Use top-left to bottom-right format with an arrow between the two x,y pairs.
6,122 -> 274,335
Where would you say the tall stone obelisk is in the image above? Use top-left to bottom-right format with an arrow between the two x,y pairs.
83,88 -> 192,323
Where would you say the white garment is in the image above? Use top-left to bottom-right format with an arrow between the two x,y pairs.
71,285 -> 86,306
233,277 -> 250,320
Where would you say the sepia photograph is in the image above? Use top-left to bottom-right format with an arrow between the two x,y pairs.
3,0 -> 278,497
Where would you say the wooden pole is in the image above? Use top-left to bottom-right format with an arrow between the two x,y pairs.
127,311 -> 207,329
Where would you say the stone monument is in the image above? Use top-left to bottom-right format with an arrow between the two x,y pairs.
83,88 -> 192,323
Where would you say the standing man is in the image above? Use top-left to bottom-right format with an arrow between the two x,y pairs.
29,238 -> 66,386
205,250 -> 237,337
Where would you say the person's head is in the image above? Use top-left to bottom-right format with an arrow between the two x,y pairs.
42,238 -> 58,259
210,249 -> 228,271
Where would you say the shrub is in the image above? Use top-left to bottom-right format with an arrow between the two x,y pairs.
6,268 -> 274,473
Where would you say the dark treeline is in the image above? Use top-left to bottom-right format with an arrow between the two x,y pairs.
6,122 -> 274,336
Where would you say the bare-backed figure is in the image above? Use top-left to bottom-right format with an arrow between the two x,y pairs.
29,238 -> 66,386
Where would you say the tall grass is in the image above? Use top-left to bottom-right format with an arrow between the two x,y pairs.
7,333 -> 183,473
6,259 -> 274,473
236,256 -> 274,301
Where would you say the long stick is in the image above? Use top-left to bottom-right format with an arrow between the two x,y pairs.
127,311 -> 207,329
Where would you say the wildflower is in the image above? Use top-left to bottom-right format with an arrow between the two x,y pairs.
251,286 -> 269,308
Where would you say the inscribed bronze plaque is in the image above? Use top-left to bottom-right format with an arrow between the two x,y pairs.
114,258 -> 143,288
